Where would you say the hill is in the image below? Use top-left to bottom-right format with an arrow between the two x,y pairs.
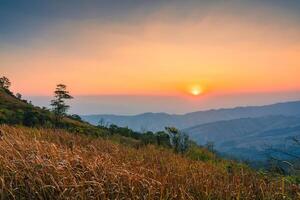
82,101 -> 300,131
0,87 -> 178,149
184,115 -> 300,161
0,87 -> 109,136
0,87 -> 68,125
0,125 -> 299,199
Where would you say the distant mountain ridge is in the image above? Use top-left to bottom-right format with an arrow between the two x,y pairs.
82,101 -> 300,131
184,115 -> 300,161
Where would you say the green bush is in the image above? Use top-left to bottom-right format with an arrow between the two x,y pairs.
185,145 -> 216,162
285,175 -> 300,185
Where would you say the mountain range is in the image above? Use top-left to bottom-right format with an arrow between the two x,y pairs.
82,101 -> 300,131
184,115 -> 300,161
82,101 -> 300,161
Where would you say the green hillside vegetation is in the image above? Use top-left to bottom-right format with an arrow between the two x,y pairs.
0,85 -> 110,137
0,86 -> 101,131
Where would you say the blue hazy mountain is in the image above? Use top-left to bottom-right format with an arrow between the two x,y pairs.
184,115 -> 300,161
82,101 -> 300,132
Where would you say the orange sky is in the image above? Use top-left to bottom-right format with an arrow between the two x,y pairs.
1,2 -> 300,97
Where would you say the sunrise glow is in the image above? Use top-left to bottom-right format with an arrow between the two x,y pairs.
190,86 -> 203,96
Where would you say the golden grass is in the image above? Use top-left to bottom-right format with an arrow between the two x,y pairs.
0,125 -> 299,199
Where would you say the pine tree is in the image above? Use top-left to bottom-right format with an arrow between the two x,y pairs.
50,84 -> 73,124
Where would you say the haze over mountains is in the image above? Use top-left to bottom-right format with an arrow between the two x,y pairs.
82,101 -> 300,132
185,115 -> 300,161
82,101 -> 300,161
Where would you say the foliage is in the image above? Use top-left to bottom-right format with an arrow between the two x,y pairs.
0,86 -> 107,137
69,114 -> 83,122
98,123 -> 172,148
0,77 -> 174,150
51,84 -> 73,123
285,175 -> 300,185
0,82 -> 171,149
0,76 -> 11,89
155,131 -> 171,147
186,144 -> 216,162
165,126 -> 190,154
16,93 -> 22,99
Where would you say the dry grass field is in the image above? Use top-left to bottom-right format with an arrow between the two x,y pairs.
0,125 -> 299,199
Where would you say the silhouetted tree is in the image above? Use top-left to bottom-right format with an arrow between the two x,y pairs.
108,124 -> 119,134
98,118 -> 109,128
141,131 -> 156,145
50,84 -> 73,124
16,93 -> 22,99
0,76 -> 11,89
155,131 -> 171,147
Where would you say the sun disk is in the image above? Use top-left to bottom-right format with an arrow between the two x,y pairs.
190,86 -> 203,96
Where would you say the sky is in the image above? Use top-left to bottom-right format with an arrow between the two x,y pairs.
1,0 -> 300,115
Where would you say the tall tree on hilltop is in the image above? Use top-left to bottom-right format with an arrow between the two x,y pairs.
0,76 -> 11,89
51,84 -> 73,124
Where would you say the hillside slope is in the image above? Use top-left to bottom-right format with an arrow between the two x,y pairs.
0,87 -> 69,125
0,125 -> 299,199
184,115 -> 300,161
82,101 -> 300,131
0,88 -> 108,136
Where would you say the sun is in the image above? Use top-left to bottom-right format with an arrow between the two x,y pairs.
190,86 -> 203,96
